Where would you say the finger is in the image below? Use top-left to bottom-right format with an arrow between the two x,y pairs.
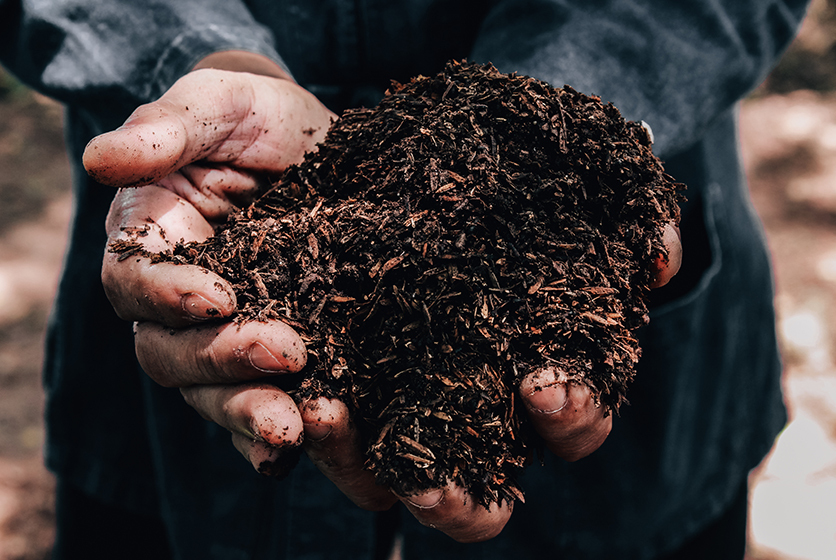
103,258 -> 237,327
102,185 -> 236,326
650,222 -> 682,289
519,367 -> 612,462
182,382 -> 303,444
135,319 -> 307,387
300,397 -> 397,511
158,163 -> 262,222
398,481 -> 512,543
83,69 -> 334,188
105,184 -> 216,249
180,383 -> 304,477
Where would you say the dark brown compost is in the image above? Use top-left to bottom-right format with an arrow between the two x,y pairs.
113,61 -> 682,506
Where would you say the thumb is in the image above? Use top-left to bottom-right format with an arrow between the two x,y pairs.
82,78 -> 238,187
82,69 -> 334,188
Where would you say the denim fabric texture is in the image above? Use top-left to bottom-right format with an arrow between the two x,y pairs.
0,1 -> 810,558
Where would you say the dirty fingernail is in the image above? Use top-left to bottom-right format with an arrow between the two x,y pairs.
249,342 -> 285,373
525,383 -> 568,415
181,292 -> 221,319
304,421 -> 332,442
404,489 -> 444,509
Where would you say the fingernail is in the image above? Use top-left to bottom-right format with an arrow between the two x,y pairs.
249,342 -> 285,373
404,489 -> 444,509
181,292 -> 222,319
303,421 -> 332,442
525,383 -> 568,415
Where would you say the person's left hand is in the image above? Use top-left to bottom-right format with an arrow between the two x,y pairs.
286,225 -> 682,544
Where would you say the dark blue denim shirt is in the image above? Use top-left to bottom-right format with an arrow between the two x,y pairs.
0,1 -> 810,558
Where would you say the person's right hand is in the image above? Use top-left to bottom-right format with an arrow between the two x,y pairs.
90,56 -> 397,510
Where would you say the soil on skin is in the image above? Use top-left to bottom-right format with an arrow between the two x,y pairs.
114,61 -> 682,506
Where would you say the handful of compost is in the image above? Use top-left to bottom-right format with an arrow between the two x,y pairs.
115,61 -> 682,506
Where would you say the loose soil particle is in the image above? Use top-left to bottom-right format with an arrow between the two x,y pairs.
117,61 -> 682,507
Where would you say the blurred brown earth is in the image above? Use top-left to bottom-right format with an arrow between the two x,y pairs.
0,78 -> 69,559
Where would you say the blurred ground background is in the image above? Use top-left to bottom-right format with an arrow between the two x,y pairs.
2,2 -> 836,558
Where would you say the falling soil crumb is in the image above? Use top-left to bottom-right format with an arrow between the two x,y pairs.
115,61 -> 682,507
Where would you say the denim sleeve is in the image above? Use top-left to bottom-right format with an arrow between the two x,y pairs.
0,0 -> 286,117
471,0 -> 810,158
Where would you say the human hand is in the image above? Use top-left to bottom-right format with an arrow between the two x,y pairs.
103,183 -> 396,505
89,54 -> 400,516
87,56 -> 347,468
292,223 -> 682,544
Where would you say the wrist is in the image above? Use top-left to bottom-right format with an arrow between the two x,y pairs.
192,51 -> 293,81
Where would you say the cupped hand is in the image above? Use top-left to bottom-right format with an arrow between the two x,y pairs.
385,224 -> 680,542
91,57 -> 335,473
91,58 -> 434,531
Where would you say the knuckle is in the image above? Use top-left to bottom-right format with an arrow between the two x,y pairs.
134,325 -> 189,387
196,341 -> 226,382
